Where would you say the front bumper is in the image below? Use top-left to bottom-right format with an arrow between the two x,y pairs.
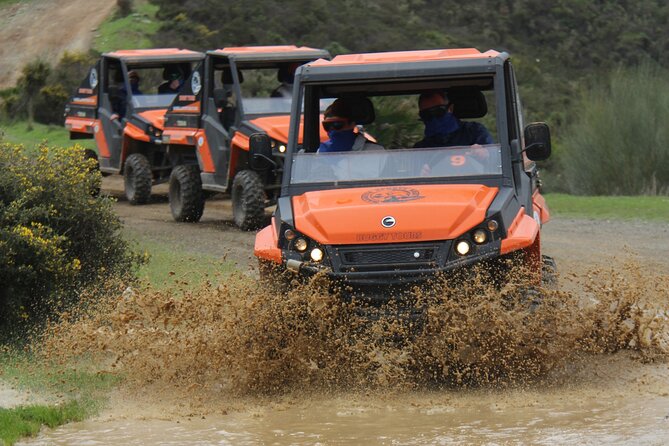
284,239 -> 502,286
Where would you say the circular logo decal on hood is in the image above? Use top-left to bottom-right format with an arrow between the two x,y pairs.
381,216 -> 396,228
362,187 -> 424,204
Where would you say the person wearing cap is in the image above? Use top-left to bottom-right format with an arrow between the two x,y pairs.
114,70 -> 142,119
127,70 -> 142,95
158,66 -> 184,94
414,91 -> 492,148
317,98 -> 384,153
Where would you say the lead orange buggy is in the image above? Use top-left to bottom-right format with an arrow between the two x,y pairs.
251,48 -> 555,292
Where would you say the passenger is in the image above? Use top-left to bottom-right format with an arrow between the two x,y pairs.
114,70 -> 141,119
317,98 -> 384,153
158,66 -> 184,94
126,70 -> 142,95
414,91 -> 493,148
271,62 -> 299,98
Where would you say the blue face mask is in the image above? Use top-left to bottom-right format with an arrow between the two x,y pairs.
424,112 -> 460,138
319,129 -> 357,153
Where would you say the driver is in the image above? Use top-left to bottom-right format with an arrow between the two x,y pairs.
414,90 -> 493,148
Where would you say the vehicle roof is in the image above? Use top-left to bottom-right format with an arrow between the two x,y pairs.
207,45 -> 330,62
103,48 -> 205,63
299,48 -> 507,83
310,48 -> 500,67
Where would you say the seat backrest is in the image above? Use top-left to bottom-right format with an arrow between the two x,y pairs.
213,88 -> 228,107
347,96 -> 375,125
447,87 -> 487,119
221,68 -> 243,84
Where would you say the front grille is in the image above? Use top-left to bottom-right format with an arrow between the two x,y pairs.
332,242 -> 446,273
343,248 -> 435,265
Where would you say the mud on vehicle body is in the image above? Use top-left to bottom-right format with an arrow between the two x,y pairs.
253,48 -> 555,292
64,48 -> 205,204
161,46 -> 331,229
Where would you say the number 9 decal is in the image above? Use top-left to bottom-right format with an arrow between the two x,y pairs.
450,155 -> 466,166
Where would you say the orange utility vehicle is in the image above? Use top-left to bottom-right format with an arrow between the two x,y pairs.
161,46 -> 331,228
64,48 -> 205,204
252,48 -> 554,289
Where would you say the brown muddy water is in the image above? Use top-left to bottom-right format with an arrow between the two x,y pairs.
19,260 -> 669,445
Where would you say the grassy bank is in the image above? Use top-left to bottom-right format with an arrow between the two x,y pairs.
545,193 -> 669,222
0,120 -> 95,151
93,1 -> 159,53
0,354 -> 120,445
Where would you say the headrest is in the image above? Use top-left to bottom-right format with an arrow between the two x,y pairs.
221,68 -> 243,84
163,65 -> 184,81
325,96 -> 375,125
277,62 -> 299,84
447,87 -> 487,119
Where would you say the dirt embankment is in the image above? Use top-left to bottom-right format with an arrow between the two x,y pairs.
0,0 -> 116,89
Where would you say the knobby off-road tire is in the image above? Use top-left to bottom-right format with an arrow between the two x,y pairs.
169,164 -> 205,222
231,169 -> 266,230
124,153 -> 152,205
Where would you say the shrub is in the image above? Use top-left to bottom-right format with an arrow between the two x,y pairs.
117,0 -> 133,18
561,63 -> 669,195
34,84 -> 70,125
0,143 -> 140,337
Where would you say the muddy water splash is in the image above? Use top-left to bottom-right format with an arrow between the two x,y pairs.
36,259 -> 669,407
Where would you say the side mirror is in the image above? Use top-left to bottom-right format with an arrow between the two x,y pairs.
249,133 -> 275,170
524,122 -> 551,161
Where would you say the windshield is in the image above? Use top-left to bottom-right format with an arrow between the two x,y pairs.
290,144 -> 502,184
131,94 -> 177,109
242,97 -> 334,115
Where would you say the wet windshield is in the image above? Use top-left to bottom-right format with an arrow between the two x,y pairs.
290,144 -> 502,184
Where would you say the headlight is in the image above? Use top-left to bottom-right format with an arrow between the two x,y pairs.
294,238 -> 308,252
487,220 -> 499,232
310,248 -> 324,262
278,144 -> 286,153
284,229 -> 296,240
472,229 -> 487,244
455,240 -> 471,256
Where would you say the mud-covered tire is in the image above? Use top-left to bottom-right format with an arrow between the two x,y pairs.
231,170 -> 266,230
83,149 -> 101,196
169,164 -> 205,222
541,255 -> 558,289
124,153 -> 152,205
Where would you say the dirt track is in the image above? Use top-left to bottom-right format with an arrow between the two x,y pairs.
104,176 -> 669,275
0,0 -> 115,89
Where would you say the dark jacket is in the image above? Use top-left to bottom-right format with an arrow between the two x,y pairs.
414,121 -> 493,148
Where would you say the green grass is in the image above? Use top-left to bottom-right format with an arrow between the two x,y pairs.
93,1 -> 160,53
128,234 -> 236,289
545,193 -> 669,221
0,120 -> 95,151
0,353 -> 120,445
0,401 -> 86,445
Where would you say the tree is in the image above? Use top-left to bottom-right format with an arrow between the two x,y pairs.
18,60 -> 50,130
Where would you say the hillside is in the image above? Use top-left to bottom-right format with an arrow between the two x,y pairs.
0,0 -> 115,89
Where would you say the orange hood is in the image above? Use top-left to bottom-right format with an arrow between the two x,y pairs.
137,109 -> 166,130
250,116 -> 329,143
292,185 -> 499,245
250,116 -> 292,142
